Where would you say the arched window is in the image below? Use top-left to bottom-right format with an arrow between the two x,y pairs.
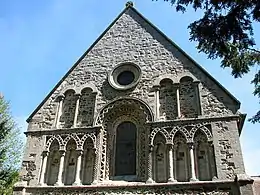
179,76 -> 199,118
63,139 -> 77,185
45,140 -> 60,185
77,88 -> 96,127
173,132 -> 190,182
115,121 -> 136,176
82,138 -> 95,184
194,130 -> 216,181
159,79 -> 177,120
59,89 -> 77,128
153,133 -> 167,183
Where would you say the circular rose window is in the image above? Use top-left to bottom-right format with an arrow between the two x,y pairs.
108,63 -> 141,90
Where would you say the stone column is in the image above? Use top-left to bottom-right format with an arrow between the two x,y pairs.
38,151 -> 48,186
146,145 -> 154,183
55,150 -> 65,186
193,81 -> 202,116
167,144 -> 176,182
173,144 -> 177,180
154,86 -> 160,121
175,84 -> 181,118
73,150 -> 83,186
73,94 -> 81,128
92,148 -> 99,185
55,95 -> 64,129
188,143 -> 198,181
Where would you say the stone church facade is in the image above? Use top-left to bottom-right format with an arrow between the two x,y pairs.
14,2 -> 254,195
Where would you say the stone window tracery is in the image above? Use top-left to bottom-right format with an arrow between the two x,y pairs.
159,79 -> 177,120
59,90 -> 77,128
179,76 -> 199,118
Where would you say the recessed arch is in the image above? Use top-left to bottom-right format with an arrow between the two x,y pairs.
150,127 -> 170,145
46,135 -> 64,151
190,124 -> 213,142
95,97 -> 154,125
170,126 -> 190,143
63,134 -> 81,150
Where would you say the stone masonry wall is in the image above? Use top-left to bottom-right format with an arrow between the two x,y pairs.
22,6 -> 244,186
27,8 -> 239,131
211,119 -> 245,180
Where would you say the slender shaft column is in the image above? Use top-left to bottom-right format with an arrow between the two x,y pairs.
55,95 -> 64,128
167,144 -> 176,182
175,84 -> 181,118
154,86 -> 160,121
73,94 -> 81,128
38,151 -> 49,186
193,81 -> 202,116
73,150 -> 83,186
173,145 -> 177,180
91,148 -> 99,185
55,150 -> 65,186
188,143 -> 198,181
146,145 -> 154,183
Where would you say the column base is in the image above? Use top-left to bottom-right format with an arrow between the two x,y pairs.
38,183 -> 47,186
72,181 -> 82,186
91,180 -> 98,185
54,182 -> 64,186
146,178 -> 154,184
190,178 -> 198,182
168,178 -> 177,183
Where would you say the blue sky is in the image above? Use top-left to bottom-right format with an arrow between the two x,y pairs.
0,0 -> 259,175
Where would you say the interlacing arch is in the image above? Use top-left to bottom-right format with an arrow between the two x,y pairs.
45,135 -> 64,151
190,124 -> 213,142
169,126 -> 190,143
80,133 -> 96,150
45,133 -> 97,151
150,127 -> 170,145
63,134 -> 81,150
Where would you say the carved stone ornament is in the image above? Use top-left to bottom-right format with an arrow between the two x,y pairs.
21,160 -> 36,184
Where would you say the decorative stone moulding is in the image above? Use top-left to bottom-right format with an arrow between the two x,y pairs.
108,62 -> 142,90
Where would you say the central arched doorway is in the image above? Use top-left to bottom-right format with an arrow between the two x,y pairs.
115,121 -> 137,176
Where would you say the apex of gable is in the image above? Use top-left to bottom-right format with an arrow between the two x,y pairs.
126,1 -> 134,7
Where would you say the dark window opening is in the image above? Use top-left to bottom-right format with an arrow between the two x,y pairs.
117,71 -> 135,86
115,121 -> 136,176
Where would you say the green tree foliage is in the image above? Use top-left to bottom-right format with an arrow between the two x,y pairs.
159,0 -> 260,122
0,95 -> 23,195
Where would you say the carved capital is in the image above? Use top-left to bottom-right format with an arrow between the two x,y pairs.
56,94 -> 65,102
187,142 -> 194,149
75,93 -> 81,99
59,150 -> 66,156
42,151 -> 49,157
148,144 -> 154,152
76,149 -> 83,156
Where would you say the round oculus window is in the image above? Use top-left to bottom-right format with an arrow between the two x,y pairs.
108,63 -> 141,90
